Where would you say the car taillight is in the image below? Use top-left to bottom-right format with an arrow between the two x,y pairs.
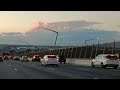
106,58 -> 110,60
46,58 -> 50,60
56,58 -> 59,61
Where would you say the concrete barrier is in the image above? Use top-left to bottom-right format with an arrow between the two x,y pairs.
66,58 -> 92,66
66,58 -> 120,67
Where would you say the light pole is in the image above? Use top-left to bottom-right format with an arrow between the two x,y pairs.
39,27 -> 58,49
85,38 -> 99,46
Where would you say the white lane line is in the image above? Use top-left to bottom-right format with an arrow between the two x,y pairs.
93,78 -> 99,79
28,78 -> 33,79
8,65 -> 11,67
79,68 -> 90,71
47,68 -> 55,70
14,68 -> 18,71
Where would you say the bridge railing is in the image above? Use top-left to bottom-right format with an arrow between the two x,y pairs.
18,40 -> 120,59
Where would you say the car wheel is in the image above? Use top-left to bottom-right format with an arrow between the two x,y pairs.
55,64 -> 58,67
114,66 -> 118,69
91,62 -> 95,67
41,64 -> 44,66
101,63 -> 106,68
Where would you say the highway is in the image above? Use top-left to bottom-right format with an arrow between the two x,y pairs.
1,60 -> 120,79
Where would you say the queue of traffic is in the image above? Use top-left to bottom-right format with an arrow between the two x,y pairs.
0,54 -> 119,69
0,54 -> 66,66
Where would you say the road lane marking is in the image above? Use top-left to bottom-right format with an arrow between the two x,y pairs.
28,78 -> 33,79
93,78 -> 99,79
79,68 -> 90,71
14,68 -> 18,71
47,68 -> 55,70
8,65 -> 11,67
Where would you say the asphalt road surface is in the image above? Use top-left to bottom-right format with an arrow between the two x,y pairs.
0,60 -> 120,79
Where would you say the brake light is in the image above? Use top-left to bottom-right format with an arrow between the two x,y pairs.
46,58 -> 50,60
106,58 -> 110,60
56,58 -> 59,61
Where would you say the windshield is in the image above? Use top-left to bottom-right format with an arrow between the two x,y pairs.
48,56 -> 57,58
106,55 -> 118,60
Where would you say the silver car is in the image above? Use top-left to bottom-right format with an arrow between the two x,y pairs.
41,55 -> 59,66
91,54 -> 119,69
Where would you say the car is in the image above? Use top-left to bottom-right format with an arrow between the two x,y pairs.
13,56 -> 20,61
58,55 -> 66,64
0,56 -> 4,62
4,55 -> 9,60
91,54 -> 119,69
8,56 -> 13,60
32,55 -> 41,62
41,55 -> 59,66
21,56 -> 29,62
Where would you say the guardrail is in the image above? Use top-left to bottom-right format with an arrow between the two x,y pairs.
16,40 -> 120,60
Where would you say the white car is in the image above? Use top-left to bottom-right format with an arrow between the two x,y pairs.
41,55 -> 59,66
91,54 -> 119,69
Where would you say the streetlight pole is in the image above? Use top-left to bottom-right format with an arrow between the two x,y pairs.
85,38 -> 99,46
39,27 -> 58,49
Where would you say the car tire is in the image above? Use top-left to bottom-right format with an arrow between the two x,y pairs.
114,66 -> 118,69
55,64 -> 58,67
101,63 -> 106,68
91,62 -> 95,67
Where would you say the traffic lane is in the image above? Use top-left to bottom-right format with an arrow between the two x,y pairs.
7,60 -> 89,79
9,60 -> 120,79
5,60 -> 70,79
0,62 -> 27,79
55,64 -> 120,79
26,61 -> 120,79
5,60 -> 120,79
24,61 -> 120,79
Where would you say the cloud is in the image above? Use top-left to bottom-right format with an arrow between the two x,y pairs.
27,20 -> 102,33
1,32 -> 22,36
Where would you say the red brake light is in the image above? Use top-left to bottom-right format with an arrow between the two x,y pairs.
56,58 -> 59,61
46,58 -> 50,60
106,58 -> 110,60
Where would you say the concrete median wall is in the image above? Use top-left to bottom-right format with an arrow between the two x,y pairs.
66,58 -> 92,66
66,58 -> 120,67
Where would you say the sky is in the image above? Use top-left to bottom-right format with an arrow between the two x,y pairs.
0,11 -> 120,33
0,11 -> 120,46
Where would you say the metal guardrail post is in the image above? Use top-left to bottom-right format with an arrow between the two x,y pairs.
75,47 -> 78,58
79,45 -> 83,59
112,40 -> 115,54
103,43 -> 106,54
58,49 -> 59,55
60,49 -> 63,56
90,43 -> 94,59
84,44 -> 88,59
67,48 -> 69,58
64,49 -> 66,57
95,42 -> 99,57
70,47 -> 73,58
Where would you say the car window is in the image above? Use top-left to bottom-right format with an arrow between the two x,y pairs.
95,56 -> 98,60
102,56 -> 107,60
48,56 -> 56,58
106,55 -> 117,60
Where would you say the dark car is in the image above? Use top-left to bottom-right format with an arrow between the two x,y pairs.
32,55 -> 41,62
0,56 -> 3,62
58,55 -> 66,64
4,55 -> 9,60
